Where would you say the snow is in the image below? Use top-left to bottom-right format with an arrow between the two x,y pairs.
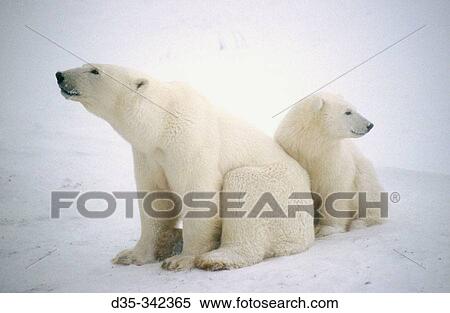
0,0 -> 449,292
1,154 -> 449,292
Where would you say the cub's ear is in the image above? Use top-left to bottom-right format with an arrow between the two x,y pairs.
134,78 -> 148,90
310,96 -> 324,111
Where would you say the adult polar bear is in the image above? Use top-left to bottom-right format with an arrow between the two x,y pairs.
56,64 -> 314,270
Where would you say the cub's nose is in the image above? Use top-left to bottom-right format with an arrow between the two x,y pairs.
55,72 -> 64,84
367,123 -> 374,131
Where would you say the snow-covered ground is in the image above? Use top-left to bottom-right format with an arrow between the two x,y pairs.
0,1 -> 449,292
1,151 -> 449,292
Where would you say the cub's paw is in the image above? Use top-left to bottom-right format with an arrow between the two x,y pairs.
112,248 -> 155,266
161,255 -> 195,271
315,225 -> 346,238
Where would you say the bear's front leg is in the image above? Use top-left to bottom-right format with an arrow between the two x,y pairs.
161,217 -> 221,270
315,196 -> 355,237
160,176 -> 222,271
112,219 -> 180,265
113,149 -> 180,265
159,149 -> 223,271
112,195 -> 181,265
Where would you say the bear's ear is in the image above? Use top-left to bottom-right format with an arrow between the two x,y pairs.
310,96 -> 324,112
134,78 -> 148,91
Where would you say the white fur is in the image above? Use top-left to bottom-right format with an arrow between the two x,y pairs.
275,92 -> 384,237
57,64 -> 314,270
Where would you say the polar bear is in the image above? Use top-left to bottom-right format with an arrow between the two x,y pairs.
55,64 -> 314,270
275,93 -> 383,237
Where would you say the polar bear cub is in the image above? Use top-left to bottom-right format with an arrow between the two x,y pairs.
55,64 -> 314,270
275,93 -> 384,237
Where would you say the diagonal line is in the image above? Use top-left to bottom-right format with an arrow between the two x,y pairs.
25,248 -> 58,270
393,248 -> 426,270
24,25 -> 187,121
272,24 -> 426,118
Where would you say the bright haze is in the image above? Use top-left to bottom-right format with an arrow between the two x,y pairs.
1,0 -> 449,174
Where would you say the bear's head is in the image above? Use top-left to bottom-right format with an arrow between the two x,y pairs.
55,64 -> 162,150
298,93 -> 374,140
55,64 -> 149,121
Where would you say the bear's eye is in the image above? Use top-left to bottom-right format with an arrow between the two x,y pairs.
90,69 -> 99,75
345,111 -> 352,115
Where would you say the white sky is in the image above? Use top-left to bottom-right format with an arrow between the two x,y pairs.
1,0 -> 449,174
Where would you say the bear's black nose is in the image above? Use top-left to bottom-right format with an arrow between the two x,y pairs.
367,123 -> 374,131
55,72 -> 64,84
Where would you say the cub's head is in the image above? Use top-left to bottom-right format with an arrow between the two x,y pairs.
298,93 -> 374,139
55,64 -> 148,120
